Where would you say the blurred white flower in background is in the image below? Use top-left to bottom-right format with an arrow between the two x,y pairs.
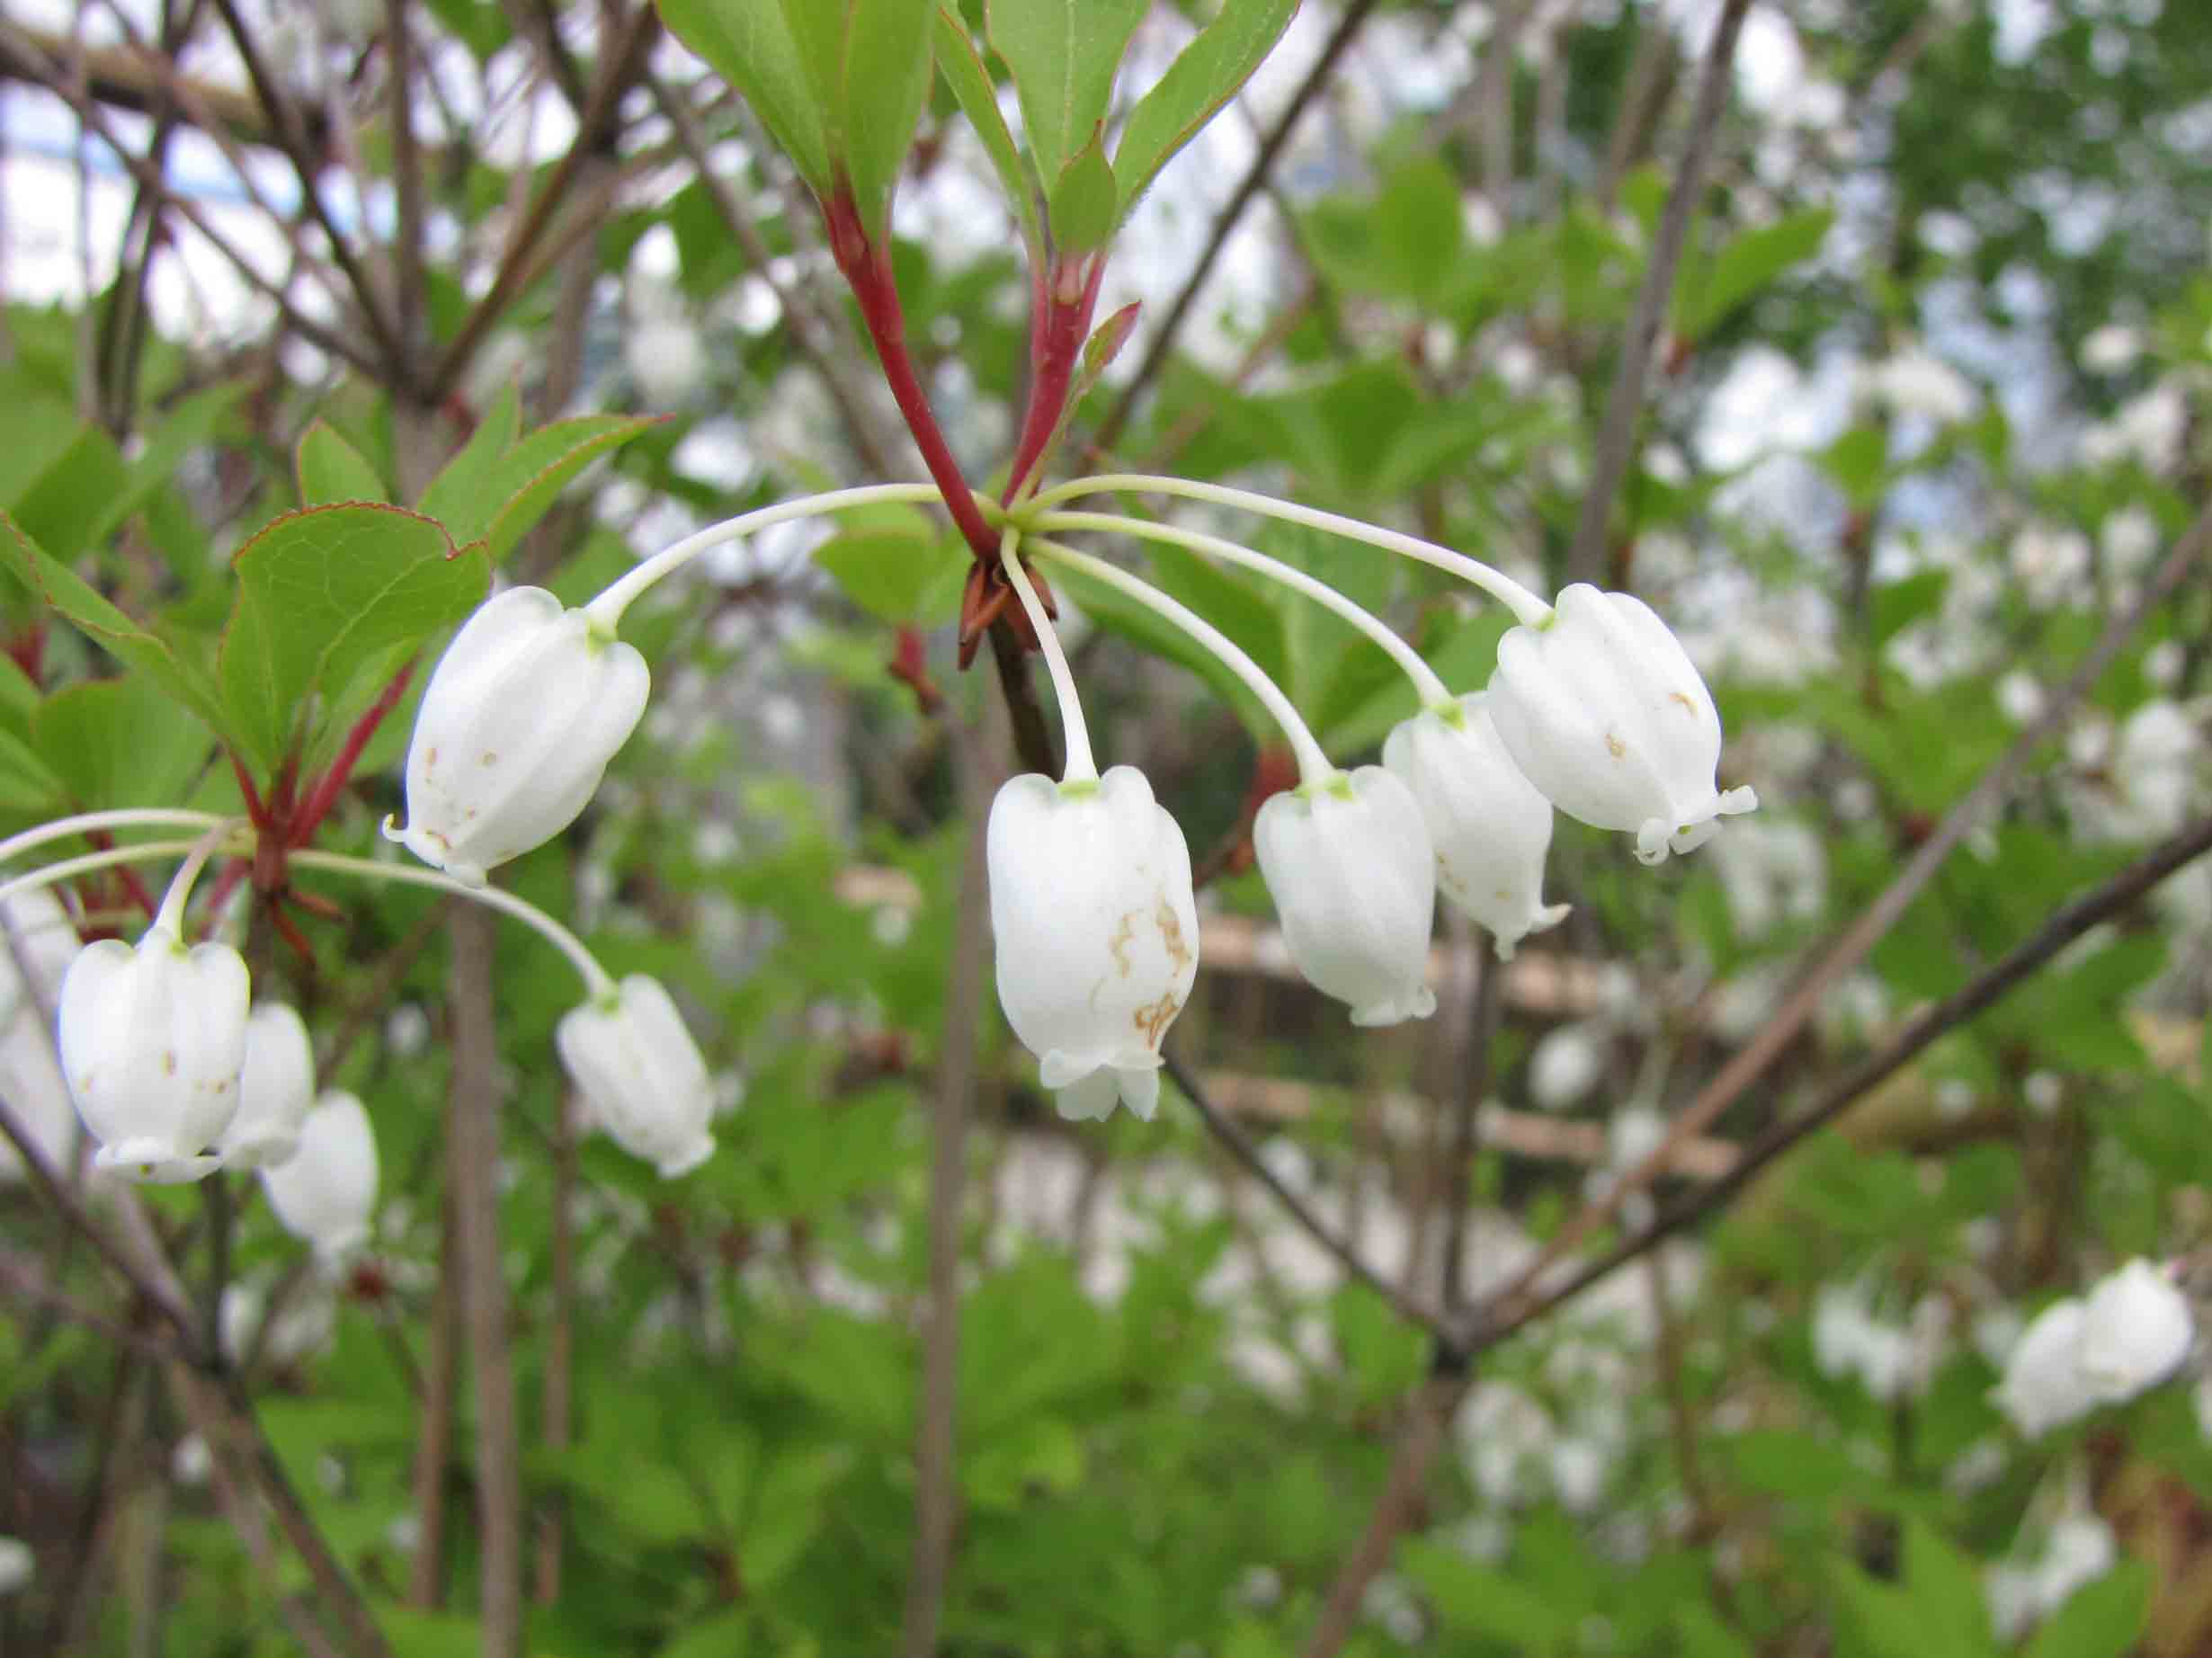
1987,1511 -> 2118,1641
1991,1259 -> 2194,1437
0,1537 -> 30,1596
2009,523 -> 2092,609
2079,323 -> 2142,374
1529,1021 -> 1608,1110
1861,347 -> 1978,423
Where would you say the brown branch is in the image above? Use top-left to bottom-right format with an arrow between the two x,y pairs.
1298,1375 -> 1458,1658
447,903 -> 524,1656
1483,500 -> 2212,1320
406,1197 -> 460,1609
1564,0 -> 1752,584
0,22 -> 319,150
1163,1048 -> 1454,1344
1473,805 -> 2212,1356
1093,0 -> 1383,454
388,0 -> 427,357
900,714 -> 999,1658
1438,931 -> 1500,1313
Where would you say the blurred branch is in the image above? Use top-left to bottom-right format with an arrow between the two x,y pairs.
1476,803 -> 2212,1356
534,1095 -> 578,1603
1438,931 -> 1500,1312
1299,1375 -> 1458,1658
901,710 -> 1001,1657
0,22 -> 316,150
1565,0 -> 1752,585
1485,499 -> 2212,1319
1093,0 -> 1381,455
448,903 -> 525,1657
1163,1048 -> 1453,1343
407,1199 -> 460,1609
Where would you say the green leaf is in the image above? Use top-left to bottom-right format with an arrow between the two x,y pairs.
1822,424 -> 1890,506
1048,129 -> 1119,255
986,0 -> 1148,185
1374,157 -> 1467,308
932,8 -> 1045,254
12,424 -> 129,562
835,0 -> 936,239
1678,206 -> 1835,339
1673,1602 -> 1755,1658
296,420 -> 389,505
1869,569 -> 1949,649
218,504 -> 488,774
0,513 -> 230,736
1899,1517 -> 1993,1653
656,0 -> 834,193
814,526 -> 966,624
1111,0 -> 1298,217
1402,1538 -> 1573,1649
2023,1558 -> 2150,1658
33,678 -> 211,812
416,407 -> 656,563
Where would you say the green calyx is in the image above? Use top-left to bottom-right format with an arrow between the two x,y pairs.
1057,776 -> 1102,800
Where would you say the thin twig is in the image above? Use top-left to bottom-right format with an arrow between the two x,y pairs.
900,711 -> 999,1658
1163,1048 -> 1454,1343
448,902 -> 524,1656
1093,0 -> 1383,454
1565,0 -> 1752,584
1484,501 -> 2211,1318
1438,932 -> 1500,1313
1474,806 -> 2212,1356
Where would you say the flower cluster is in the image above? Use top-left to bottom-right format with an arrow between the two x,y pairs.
978,477 -> 1758,1119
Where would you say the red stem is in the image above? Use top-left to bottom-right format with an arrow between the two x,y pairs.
825,190 -> 998,561
228,751 -> 270,831
1003,255 -> 1105,504
80,829 -> 158,921
291,660 -> 417,846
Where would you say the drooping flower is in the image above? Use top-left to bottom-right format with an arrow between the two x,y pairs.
1486,584 -> 1757,863
57,925 -> 250,1181
986,766 -> 1199,1120
1253,767 -> 1436,1026
259,1091 -> 379,1259
216,1003 -> 316,1169
556,975 -> 717,1175
1383,693 -> 1569,957
1991,1297 -> 2094,1437
2078,1258 -> 2193,1404
384,586 -> 650,885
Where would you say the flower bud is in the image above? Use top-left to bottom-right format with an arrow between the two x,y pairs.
384,587 -> 650,885
986,766 -> 1200,1121
1487,584 -> 1757,864
556,975 -> 716,1176
258,1091 -> 379,1259
217,1003 -> 316,1169
2079,1258 -> 2192,1404
58,927 -> 250,1181
1383,694 -> 1570,958
1253,767 -> 1437,1026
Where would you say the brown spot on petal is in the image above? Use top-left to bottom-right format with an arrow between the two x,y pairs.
1156,899 -> 1191,975
481,752 -> 498,766
162,1051 -> 177,1076
1604,732 -> 1627,759
1133,991 -> 1181,1048
1107,912 -> 1137,976
1668,691 -> 1697,716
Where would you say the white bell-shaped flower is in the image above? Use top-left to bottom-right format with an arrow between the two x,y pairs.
556,975 -> 716,1175
258,1091 -> 379,1259
2079,1258 -> 2193,1404
986,766 -> 1200,1121
57,926 -> 250,1181
384,586 -> 650,885
1383,693 -> 1570,958
1253,767 -> 1437,1026
216,1003 -> 316,1169
1991,1297 -> 2096,1437
1487,584 -> 1758,864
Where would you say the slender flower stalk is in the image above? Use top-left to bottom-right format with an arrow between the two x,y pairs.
997,528 -> 1095,782
286,850 -> 615,999
0,809 -> 229,868
0,839 -> 246,914
1025,538 -> 1337,789
1027,475 -> 1553,627
1032,510 -> 1452,707
584,482 -> 961,630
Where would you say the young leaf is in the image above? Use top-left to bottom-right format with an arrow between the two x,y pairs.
0,513 -> 230,736
1048,129 -> 1119,255
1110,0 -> 1298,217
986,0 -> 1148,185
836,0 -> 937,240
297,420 -> 389,505
1677,206 -> 1835,340
932,8 -> 1046,255
656,0 -> 834,195
218,504 -> 489,774
416,410 -> 656,563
